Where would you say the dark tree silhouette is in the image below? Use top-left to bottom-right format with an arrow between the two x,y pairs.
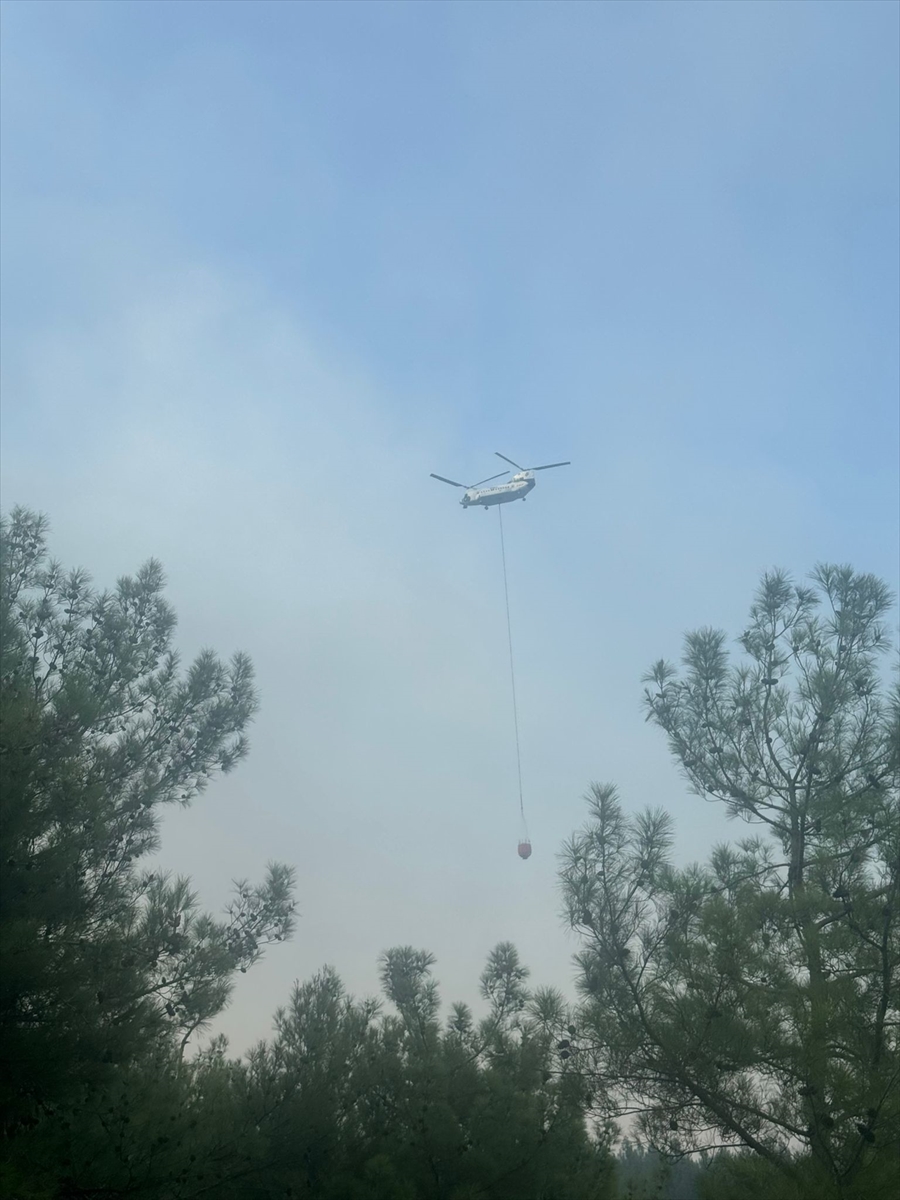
562,566 -> 899,1200
0,508 -> 295,1167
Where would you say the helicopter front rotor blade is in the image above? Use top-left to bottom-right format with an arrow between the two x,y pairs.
495,452 -> 525,471
470,471 -> 509,488
530,461 -> 571,471
430,473 -> 465,488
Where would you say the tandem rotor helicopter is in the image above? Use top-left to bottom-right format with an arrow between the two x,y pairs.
430,452 -> 570,509
430,451 -> 572,860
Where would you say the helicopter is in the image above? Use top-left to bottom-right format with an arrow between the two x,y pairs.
430,452 -> 570,509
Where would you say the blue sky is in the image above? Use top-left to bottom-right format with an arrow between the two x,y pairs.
2,0 -> 898,1048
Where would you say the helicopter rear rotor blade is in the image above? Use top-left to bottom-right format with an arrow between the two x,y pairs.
530,461 -> 571,471
470,471 -> 509,488
430,473 -> 466,488
495,452 -> 525,471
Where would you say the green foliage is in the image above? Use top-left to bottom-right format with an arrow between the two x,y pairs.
613,1139 -> 704,1199
697,1151 -> 804,1200
3,948 -> 612,1199
561,567 -> 899,1200
1,507 -> 609,1199
695,1146 -> 900,1200
220,944 -> 613,1199
0,508 -> 295,1174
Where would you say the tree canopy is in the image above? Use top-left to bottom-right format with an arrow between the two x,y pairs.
6,509 -> 896,1199
0,507 -> 295,1190
561,566 -> 899,1199
0,508 -> 612,1199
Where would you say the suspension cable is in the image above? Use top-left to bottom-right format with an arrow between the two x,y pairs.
498,505 -> 525,822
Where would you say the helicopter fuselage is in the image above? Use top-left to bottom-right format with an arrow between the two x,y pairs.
461,472 -> 536,508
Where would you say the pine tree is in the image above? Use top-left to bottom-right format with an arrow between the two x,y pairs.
561,566 -> 899,1199
208,946 -> 613,1199
0,508 -> 295,1154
